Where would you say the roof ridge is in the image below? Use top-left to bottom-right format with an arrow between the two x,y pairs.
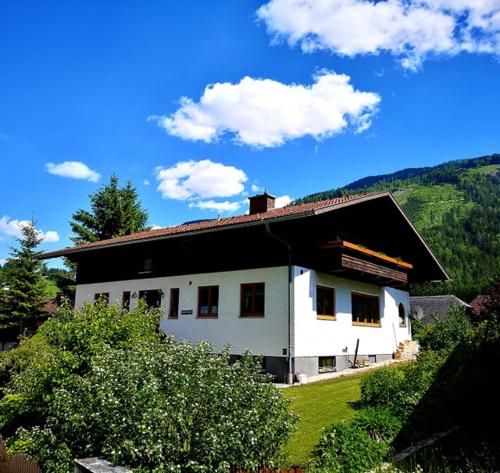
40,190 -> 390,259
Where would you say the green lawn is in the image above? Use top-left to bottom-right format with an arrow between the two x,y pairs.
282,373 -> 366,466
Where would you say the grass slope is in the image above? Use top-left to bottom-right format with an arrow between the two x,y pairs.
282,374 -> 364,465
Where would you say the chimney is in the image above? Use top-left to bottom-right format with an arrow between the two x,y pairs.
249,192 -> 276,215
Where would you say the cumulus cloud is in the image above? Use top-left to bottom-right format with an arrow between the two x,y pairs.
155,159 -> 248,200
149,71 -> 380,147
0,216 -> 60,243
45,161 -> 101,182
275,195 -> 293,208
257,0 -> 500,70
188,200 -> 243,212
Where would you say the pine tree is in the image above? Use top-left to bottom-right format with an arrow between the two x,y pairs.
0,221 -> 48,333
70,174 -> 149,244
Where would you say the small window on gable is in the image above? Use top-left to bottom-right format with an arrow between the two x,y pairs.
122,291 -> 131,311
316,285 -> 336,319
241,283 -> 265,317
399,303 -> 406,327
198,286 -> 219,318
169,288 -> 180,318
94,292 -> 109,304
352,292 -> 381,326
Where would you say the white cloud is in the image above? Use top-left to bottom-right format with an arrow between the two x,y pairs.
257,0 -> 500,70
45,161 -> 101,182
155,159 -> 248,200
251,183 -> 265,193
188,200 -> 243,212
143,179 -> 151,186
275,195 -> 293,208
149,71 -> 380,147
0,258 -> 6,266
0,216 -> 60,243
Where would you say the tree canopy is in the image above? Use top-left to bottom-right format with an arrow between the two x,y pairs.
70,174 -> 149,244
0,221 -> 50,334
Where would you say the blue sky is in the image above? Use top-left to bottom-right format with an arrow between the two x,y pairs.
0,0 -> 499,266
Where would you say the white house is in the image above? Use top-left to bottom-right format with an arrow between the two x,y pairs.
42,191 -> 448,383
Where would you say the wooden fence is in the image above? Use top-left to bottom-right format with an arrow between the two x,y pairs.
0,436 -> 42,473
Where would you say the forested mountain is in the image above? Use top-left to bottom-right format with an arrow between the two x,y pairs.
296,154 -> 500,301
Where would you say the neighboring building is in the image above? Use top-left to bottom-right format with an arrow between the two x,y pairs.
41,191 -> 448,382
410,295 -> 471,324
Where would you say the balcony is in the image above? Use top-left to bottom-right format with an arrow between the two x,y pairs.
319,240 -> 413,287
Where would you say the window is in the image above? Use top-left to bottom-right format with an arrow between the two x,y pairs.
139,257 -> 152,274
122,291 -> 131,311
169,288 -> 180,318
352,292 -> 380,326
316,285 -> 336,319
241,283 -> 265,317
399,303 -> 407,327
94,292 -> 109,304
319,356 -> 336,373
138,289 -> 162,308
198,286 -> 219,317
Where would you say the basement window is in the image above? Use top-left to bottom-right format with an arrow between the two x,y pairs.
352,292 -> 381,326
316,285 -> 336,319
319,356 -> 336,373
241,283 -> 265,317
198,286 -> 219,318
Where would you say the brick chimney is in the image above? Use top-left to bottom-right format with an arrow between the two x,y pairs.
249,192 -> 276,215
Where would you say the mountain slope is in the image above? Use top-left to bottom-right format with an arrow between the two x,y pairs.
297,154 -> 500,301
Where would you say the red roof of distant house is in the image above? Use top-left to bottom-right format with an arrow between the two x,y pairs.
41,191 -> 391,259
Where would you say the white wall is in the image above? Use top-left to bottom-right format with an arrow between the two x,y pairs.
292,266 -> 411,358
75,266 -> 290,357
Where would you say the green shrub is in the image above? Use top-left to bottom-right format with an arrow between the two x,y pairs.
413,307 -> 476,352
0,303 -> 297,472
360,367 -> 405,409
310,421 -> 388,473
351,407 -> 402,443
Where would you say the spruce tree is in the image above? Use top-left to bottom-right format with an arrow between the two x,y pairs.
0,221 -> 48,333
70,174 -> 149,244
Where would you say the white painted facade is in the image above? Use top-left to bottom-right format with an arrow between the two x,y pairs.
75,265 -> 411,375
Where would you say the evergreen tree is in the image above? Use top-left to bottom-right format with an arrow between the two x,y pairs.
70,174 -> 149,244
0,221 -> 48,333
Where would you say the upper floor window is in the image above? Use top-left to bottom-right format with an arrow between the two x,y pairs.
139,257 -> 152,274
198,286 -> 219,318
94,292 -> 109,304
316,285 -> 336,319
399,303 -> 407,327
241,283 -> 265,317
352,292 -> 380,326
169,288 -> 180,319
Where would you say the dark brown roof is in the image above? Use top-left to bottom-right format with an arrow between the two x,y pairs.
41,191 -> 390,259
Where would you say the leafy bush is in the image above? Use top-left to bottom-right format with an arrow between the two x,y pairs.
310,421 -> 388,473
1,303 -> 297,472
412,307 -> 476,352
351,407 -> 402,443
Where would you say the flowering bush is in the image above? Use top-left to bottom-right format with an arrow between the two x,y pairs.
1,303 -> 296,472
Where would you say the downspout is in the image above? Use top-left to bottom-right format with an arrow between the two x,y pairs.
265,222 -> 294,385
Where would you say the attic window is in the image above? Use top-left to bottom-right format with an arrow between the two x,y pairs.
139,257 -> 152,274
